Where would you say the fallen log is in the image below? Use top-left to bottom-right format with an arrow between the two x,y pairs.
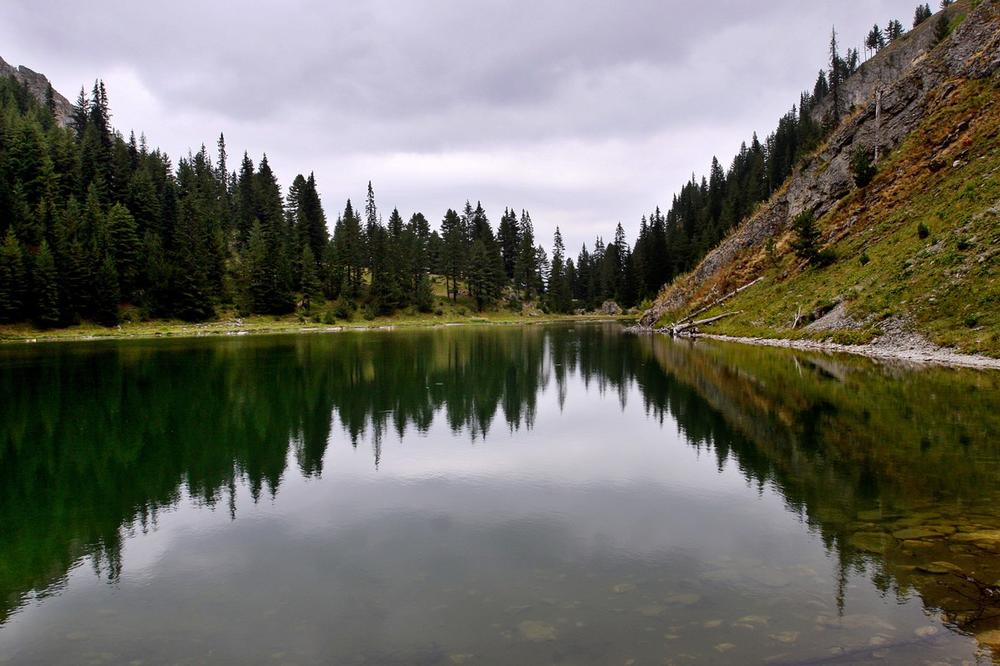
671,311 -> 741,336
676,277 -> 763,326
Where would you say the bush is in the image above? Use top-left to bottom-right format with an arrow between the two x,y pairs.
791,211 -> 821,263
815,249 -> 837,267
917,222 -> 930,239
850,145 -> 876,188
322,310 -> 336,325
333,300 -> 353,321
965,314 -> 979,328
933,14 -> 950,44
859,251 -> 871,266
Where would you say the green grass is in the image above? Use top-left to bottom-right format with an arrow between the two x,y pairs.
657,75 -> 1000,357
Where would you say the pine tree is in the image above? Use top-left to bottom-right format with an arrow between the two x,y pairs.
0,230 -> 26,323
886,19 -> 905,42
829,28 -> 844,122
791,211 -> 821,263
33,240 -> 61,327
497,208 -> 520,280
932,13 -> 950,44
105,203 -> 141,300
547,227 -> 572,313
93,254 -> 120,326
300,245 -> 321,310
866,25 -> 886,53
914,3 -> 932,27
513,210 -> 537,300
440,208 -> 465,301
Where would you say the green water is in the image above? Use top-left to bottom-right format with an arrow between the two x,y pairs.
1,323 -> 999,665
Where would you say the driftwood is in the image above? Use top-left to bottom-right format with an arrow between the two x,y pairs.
671,311 -> 741,336
675,277 -> 763,327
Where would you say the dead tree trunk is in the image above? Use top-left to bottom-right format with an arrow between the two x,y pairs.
675,277 -> 763,327
671,311 -> 741,336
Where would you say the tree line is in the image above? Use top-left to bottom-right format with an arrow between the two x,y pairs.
0,5 -> 943,326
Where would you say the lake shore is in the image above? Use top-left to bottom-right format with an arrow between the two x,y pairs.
629,327 -> 1000,370
0,313 -> 629,344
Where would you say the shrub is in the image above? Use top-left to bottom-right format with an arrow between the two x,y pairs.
965,314 -> 979,328
933,14 -> 950,44
815,249 -> 837,267
859,251 -> 871,266
791,211 -> 821,263
850,145 -> 876,188
917,222 -> 930,239
333,300 -> 353,321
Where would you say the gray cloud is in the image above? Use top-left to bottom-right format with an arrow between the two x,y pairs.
1,0 -> 917,250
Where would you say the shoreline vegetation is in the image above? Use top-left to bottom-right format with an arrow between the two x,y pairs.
0,311 -> 629,344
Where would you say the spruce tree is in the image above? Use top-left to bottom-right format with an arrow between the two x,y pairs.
105,203 -> 141,300
0,230 -> 26,323
513,211 -> 537,300
791,211 -> 821,263
497,208 -> 520,280
914,3 -> 932,28
93,254 -> 120,326
829,28 -> 843,122
932,13 -> 950,44
440,208 -> 465,301
300,245 -> 321,310
33,240 -> 61,327
547,228 -> 572,313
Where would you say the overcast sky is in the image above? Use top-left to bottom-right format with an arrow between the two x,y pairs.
2,1 -> 916,251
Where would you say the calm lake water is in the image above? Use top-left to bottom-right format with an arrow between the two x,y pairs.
1,323 -> 999,665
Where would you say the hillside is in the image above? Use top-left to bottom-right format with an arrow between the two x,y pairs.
640,0 -> 1000,358
0,56 -> 72,125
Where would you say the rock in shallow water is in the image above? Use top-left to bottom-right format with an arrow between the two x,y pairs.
518,620 -> 557,642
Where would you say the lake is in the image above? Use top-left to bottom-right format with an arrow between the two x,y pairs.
1,323 -> 999,664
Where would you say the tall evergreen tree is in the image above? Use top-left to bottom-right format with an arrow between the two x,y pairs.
0,230 -> 25,323
513,210 -> 538,300
33,239 -> 61,327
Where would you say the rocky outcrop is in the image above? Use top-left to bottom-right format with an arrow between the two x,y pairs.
640,0 -> 1000,328
0,56 -> 74,127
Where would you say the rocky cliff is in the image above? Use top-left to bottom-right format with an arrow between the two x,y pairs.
0,56 -> 73,126
640,0 -> 1000,355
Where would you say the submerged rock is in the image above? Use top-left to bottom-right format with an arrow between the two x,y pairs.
665,593 -> 701,607
891,528 -> 944,540
916,562 -> 962,575
518,620 -> 557,642
636,604 -> 666,617
850,532 -> 892,553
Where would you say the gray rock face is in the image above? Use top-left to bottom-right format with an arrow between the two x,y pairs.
640,0 -> 1000,328
599,300 -> 622,316
0,55 -> 74,127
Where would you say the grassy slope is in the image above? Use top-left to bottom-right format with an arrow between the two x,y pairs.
658,72 -> 1000,356
0,275 -> 624,343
